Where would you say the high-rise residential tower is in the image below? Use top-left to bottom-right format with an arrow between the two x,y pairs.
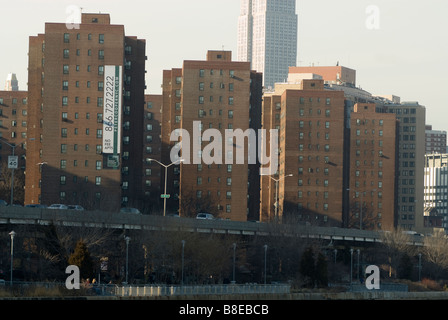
25,13 -> 146,211
161,50 -> 262,221
424,153 -> 448,231
237,0 -> 298,89
425,125 -> 447,154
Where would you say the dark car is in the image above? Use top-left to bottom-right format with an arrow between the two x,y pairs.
25,204 -> 48,208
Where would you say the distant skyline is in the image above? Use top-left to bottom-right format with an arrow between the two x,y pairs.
1,0 -> 447,131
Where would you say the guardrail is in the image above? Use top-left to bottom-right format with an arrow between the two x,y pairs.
116,284 -> 291,297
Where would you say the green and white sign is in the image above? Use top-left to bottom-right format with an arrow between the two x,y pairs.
103,65 -> 122,154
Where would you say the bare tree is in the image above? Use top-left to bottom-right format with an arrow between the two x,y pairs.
348,201 -> 380,230
423,230 -> 448,279
179,188 -> 221,218
379,227 -> 415,278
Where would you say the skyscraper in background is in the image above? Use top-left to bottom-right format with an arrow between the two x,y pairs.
237,0 -> 298,89
5,73 -> 19,91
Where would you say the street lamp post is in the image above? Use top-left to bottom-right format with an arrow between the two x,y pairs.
357,249 -> 360,282
268,174 -> 293,221
125,236 -> 130,284
181,240 -> 186,286
350,248 -> 354,288
418,253 -> 422,282
232,243 -> 236,284
147,158 -> 184,216
263,244 -> 268,285
9,231 -> 16,286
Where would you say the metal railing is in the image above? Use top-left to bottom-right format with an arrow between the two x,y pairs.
116,284 -> 291,297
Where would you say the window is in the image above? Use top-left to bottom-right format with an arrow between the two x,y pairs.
60,160 -> 66,169
95,177 -> 101,186
226,204 -> 231,213
61,128 -> 67,138
62,81 -> 69,90
63,65 -> 69,74
228,110 -> 233,119
96,129 -> 102,138
64,33 -> 70,43
61,144 -> 67,153
229,97 -> 234,105
62,96 -> 68,106
98,50 -> 104,60
98,65 -> 104,75
99,34 -> 104,44
199,96 -> 204,104
60,176 -> 66,185
199,69 -> 205,77
96,161 -> 102,170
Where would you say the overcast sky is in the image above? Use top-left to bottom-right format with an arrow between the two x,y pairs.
2,0 -> 447,131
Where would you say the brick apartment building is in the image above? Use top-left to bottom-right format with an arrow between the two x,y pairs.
261,79 -> 346,226
142,94 -> 163,214
348,103 -> 398,230
161,50 -> 262,220
25,13 -> 146,211
260,66 -> 400,231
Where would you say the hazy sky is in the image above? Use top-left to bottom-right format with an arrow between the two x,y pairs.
1,0 -> 447,131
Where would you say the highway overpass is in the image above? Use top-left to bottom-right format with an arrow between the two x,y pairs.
0,206 -> 424,246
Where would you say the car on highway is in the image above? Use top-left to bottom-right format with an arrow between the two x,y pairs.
67,205 -> 85,211
47,204 -> 69,210
120,207 -> 142,214
25,204 -> 48,208
196,213 -> 215,220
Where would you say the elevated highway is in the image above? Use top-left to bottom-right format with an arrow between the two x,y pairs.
0,206 -> 424,246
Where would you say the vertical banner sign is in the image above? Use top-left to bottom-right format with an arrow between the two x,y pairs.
103,65 -> 123,155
